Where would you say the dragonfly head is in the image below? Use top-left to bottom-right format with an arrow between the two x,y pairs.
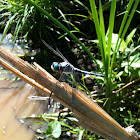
51,62 -> 60,71
51,61 -> 69,72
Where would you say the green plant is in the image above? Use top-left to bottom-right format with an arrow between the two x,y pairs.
89,0 -> 139,111
91,27 -> 140,87
25,112 -> 85,139
0,0 -> 35,43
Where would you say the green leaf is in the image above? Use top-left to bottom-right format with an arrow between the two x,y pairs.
66,117 -> 78,122
130,63 -> 140,68
125,28 -> 137,46
121,40 -> 126,50
74,0 -> 91,14
46,121 -> 61,138
78,129 -> 84,140
55,120 -> 74,130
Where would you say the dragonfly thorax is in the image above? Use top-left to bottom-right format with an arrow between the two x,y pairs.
51,62 -> 70,71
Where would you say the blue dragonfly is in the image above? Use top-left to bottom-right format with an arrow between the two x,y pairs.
42,39 -> 104,79
42,39 -> 104,108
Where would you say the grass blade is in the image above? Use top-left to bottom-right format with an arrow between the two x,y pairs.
1,13 -> 18,42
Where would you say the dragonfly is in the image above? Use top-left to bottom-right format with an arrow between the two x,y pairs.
42,39 -> 105,109
42,39 -> 104,79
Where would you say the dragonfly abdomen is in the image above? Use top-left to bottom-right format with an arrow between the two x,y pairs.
74,67 -> 104,77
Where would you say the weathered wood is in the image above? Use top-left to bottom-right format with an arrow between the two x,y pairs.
0,46 -> 137,140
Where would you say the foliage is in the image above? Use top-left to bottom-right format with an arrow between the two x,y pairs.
89,0 -> 139,112
0,0 -> 35,43
26,112 -> 85,140
92,28 -> 140,88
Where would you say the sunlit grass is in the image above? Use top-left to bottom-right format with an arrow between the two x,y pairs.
89,0 -> 139,111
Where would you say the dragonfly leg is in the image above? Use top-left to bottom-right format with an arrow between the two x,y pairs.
50,90 -> 53,97
48,90 -> 53,107
71,69 -> 75,112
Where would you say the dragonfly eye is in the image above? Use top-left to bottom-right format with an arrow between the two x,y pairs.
51,62 -> 59,71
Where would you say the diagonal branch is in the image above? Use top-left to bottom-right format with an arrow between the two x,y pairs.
0,46 -> 137,140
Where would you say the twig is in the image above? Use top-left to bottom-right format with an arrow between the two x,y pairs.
111,78 -> 140,98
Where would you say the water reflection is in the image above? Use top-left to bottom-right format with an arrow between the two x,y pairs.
0,33 -> 38,57
0,69 -> 48,140
0,33 -> 57,140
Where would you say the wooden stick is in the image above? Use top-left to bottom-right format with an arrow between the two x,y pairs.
115,78 -> 140,94
0,46 -> 137,140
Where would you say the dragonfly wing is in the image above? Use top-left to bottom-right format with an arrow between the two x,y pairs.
58,65 -> 73,82
62,65 -> 80,112
60,66 -> 80,88
56,47 -> 69,62
42,39 -> 68,62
